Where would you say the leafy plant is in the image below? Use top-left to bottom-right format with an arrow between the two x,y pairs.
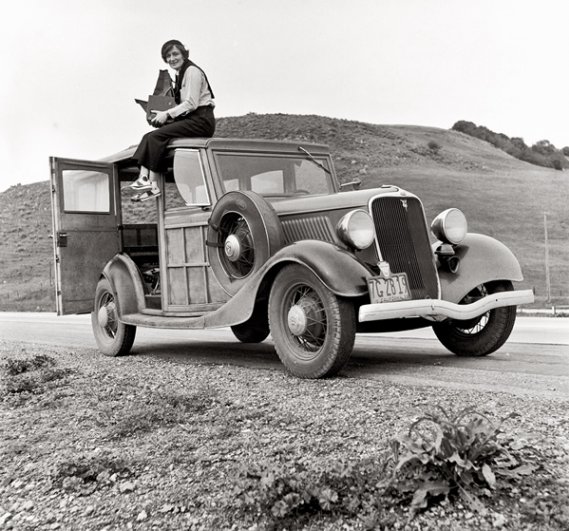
52,454 -> 133,495
102,388 -> 218,439
1,354 -> 72,401
233,457 -> 388,528
4,354 -> 56,376
387,406 -> 525,516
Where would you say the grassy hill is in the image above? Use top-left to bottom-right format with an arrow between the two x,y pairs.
1,113 -> 567,311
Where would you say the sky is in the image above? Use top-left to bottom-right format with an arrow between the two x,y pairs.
1,0 -> 568,192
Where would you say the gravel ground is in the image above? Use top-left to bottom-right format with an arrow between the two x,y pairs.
1,339 -> 568,530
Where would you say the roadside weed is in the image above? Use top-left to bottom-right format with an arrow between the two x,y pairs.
52,454 -> 134,496
4,353 -> 56,375
100,387 -> 219,439
1,353 -> 73,403
233,457 -> 389,529
388,406 -> 531,516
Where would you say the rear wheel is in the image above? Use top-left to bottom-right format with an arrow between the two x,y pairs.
269,265 -> 356,378
433,281 -> 516,357
91,278 -> 136,356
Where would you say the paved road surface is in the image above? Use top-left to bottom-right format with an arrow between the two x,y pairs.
0,313 -> 567,399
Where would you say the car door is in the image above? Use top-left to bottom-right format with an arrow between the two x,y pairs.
50,157 -> 119,315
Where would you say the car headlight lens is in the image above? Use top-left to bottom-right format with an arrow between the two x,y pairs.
337,210 -> 375,250
431,208 -> 468,244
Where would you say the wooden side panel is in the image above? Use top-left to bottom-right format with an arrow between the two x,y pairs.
163,222 -> 229,312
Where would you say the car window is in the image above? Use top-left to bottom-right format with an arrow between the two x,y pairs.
173,149 -> 211,207
61,170 -> 110,213
214,153 -> 333,197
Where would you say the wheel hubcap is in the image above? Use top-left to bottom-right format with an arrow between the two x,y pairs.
98,295 -> 118,338
224,234 -> 242,262
286,295 -> 325,341
97,305 -> 109,327
287,304 -> 308,336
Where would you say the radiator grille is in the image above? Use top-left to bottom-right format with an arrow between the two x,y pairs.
282,216 -> 335,244
370,196 -> 439,300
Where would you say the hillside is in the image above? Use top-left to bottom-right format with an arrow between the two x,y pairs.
1,113 -> 567,311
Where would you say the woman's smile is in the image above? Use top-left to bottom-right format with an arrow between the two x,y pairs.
166,49 -> 184,70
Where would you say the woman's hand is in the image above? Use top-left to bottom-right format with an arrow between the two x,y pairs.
150,111 -> 171,127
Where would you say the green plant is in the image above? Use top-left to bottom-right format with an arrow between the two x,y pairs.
1,355 -> 72,402
103,388 -> 218,439
233,457 -> 387,528
387,406 -> 523,516
52,454 -> 133,495
4,354 -> 56,376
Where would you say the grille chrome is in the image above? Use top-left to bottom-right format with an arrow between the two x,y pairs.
282,216 -> 335,244
370,196 -> 439,300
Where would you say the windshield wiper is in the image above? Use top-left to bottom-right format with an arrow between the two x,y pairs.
298,146 -> 331,175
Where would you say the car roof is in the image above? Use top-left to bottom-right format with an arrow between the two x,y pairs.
101,137 -> 331,163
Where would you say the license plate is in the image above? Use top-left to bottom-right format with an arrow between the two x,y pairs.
367,272 -> 411,304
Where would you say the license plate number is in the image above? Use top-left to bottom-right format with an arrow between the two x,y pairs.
367,273 -> 411,304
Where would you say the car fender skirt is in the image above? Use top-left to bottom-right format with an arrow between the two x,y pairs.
268,240 -> 372,297
358,289 -> 534,322
101,254 -> 146,317
438,233 -> 524,303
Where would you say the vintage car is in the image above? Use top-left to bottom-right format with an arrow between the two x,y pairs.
50,138 -> 534,378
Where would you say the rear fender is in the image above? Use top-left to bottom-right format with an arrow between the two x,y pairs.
437,233 -> 523,303
101,254 -> 146,316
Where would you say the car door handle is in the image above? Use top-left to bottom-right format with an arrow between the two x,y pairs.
57,231 -> 68,247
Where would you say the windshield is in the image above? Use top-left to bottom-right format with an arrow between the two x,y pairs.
214,152 -> 335,198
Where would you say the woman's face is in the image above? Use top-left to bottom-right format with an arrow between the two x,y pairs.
165,46 -> 185,71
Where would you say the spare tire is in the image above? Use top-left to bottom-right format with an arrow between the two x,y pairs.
207,191 -> 284,295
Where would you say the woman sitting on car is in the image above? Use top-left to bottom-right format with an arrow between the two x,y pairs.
130,39 -> 216,201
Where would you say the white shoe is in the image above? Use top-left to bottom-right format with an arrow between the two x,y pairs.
131,188 -> 162,202
129,175 -> 152,191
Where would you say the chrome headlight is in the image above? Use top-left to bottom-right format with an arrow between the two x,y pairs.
337,209 -> 375,250
431,208 -> 468,244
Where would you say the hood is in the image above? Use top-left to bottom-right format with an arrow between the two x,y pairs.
270,185 -> 411,216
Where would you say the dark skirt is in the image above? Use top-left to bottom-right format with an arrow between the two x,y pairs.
133,105 -> 215,172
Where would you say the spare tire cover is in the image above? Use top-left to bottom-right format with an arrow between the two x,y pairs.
207,191 -> 285,295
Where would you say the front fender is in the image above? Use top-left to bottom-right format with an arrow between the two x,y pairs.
206,240 -> 372,328
101,253 -> 146,316
268,240 -> 372,297
438,233 -> 523,303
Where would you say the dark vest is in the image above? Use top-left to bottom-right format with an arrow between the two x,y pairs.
174,60 -> 215,103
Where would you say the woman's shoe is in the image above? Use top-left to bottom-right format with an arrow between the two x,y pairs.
131,188 -> 162,202
129,175 -> 152,191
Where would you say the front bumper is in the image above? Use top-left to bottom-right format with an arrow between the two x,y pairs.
358,289 -> 535,323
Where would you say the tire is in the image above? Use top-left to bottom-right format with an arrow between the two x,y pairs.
268,264 -> 356,378
207,191 -> 284,296
231,304 -> 270,343
432,281 -> 516,357
91,278 -> 136,357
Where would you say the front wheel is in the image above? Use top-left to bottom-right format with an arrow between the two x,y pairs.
432,281 -> 516,357
268,264 -> 356,378
91,278 -> 136,357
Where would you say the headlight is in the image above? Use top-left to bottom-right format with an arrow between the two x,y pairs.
337,209 -> 375,250
431,208 -> 468,244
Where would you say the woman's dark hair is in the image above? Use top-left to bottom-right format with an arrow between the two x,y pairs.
161,39 -> 189,61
